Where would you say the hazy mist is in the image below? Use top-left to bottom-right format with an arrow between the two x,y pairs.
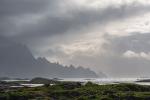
1,0 -> 150,77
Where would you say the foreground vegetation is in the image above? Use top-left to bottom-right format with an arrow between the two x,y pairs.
1,82 -> 150,100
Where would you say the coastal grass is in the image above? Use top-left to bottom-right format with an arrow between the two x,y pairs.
1,82 -> 150,100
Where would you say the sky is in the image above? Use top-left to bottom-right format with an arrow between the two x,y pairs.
1,0 -> 150,77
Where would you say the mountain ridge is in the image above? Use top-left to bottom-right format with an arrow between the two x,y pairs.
0,36 -> 106,78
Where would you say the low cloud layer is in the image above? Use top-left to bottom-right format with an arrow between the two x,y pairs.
1,0 -> 150,77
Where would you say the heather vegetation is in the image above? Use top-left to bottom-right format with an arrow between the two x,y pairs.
1,82 -> 150,100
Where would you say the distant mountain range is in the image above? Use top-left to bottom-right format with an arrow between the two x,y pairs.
0,36 -> 106,78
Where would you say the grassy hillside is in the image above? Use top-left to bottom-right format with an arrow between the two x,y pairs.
1,82 -> 150,100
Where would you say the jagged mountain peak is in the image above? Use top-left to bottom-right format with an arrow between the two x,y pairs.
0,37 -> 105,78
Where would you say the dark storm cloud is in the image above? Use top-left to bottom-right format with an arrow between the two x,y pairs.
0,0 -> 50,17
0,0 -> 51,35
1,0 -> 150,43
105,33 -> 150,53
16,3 -> 150,41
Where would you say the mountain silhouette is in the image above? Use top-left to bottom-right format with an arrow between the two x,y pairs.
0,36 -> 105,78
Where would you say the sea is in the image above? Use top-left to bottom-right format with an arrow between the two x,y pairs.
3,78 -> 150,87
60,78 -> 150,85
